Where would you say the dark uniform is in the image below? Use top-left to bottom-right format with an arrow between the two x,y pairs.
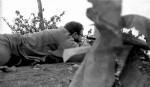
0,27 -> 79,66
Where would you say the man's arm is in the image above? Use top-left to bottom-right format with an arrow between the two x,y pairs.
57,29 -> 80,49
50,29 -> 79,57
61,36 -> 79,49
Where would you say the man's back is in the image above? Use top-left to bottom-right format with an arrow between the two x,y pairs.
22,27 -> 79,56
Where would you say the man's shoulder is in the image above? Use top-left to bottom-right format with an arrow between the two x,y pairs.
48,27 -> 70,36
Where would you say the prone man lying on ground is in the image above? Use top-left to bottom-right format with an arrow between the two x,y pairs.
0,21 -> 90,67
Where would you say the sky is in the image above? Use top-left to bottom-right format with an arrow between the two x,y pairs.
0,0 -> 150,35
122,0 -> 150,18
0,0 -> 93,34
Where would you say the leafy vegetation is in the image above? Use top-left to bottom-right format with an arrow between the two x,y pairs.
2,10 -> 65,35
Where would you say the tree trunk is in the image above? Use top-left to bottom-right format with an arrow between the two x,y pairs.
37,0 -> 44,30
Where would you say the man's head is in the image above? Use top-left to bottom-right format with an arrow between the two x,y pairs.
64,21 -> 83,43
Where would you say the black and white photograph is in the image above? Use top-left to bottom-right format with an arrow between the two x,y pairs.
0,0 -> 150,87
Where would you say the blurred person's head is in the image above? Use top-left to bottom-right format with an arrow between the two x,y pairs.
64,21 -> 83,43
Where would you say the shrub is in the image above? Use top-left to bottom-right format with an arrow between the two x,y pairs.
2,10 -> 65,35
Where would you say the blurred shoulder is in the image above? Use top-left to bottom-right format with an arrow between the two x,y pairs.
47,27 -> 70,36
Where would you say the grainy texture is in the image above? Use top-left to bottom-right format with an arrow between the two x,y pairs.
0,63 -> 79,87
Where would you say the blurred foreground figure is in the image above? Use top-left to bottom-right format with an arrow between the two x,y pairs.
70,0 -> 150,87
0,21 -> 86,66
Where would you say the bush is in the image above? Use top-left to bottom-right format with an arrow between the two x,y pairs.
2,10 -> 65,35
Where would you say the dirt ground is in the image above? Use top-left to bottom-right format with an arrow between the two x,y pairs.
0,63 -> 80,87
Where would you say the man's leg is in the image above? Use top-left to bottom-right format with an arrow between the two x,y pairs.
0,46 -> 11,66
